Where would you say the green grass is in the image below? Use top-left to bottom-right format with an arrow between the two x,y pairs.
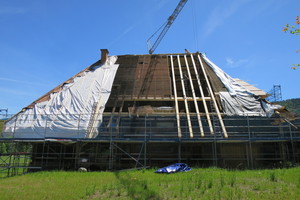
0,167 -> 299,199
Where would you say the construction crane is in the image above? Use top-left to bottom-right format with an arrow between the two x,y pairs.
147,0 -> 188,54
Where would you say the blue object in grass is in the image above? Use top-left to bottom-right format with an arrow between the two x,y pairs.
155,163 -> 192,174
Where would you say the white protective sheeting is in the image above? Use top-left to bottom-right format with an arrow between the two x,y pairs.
201,54 -> 275,117
219,91 -> 269,116
3,56 -> 119,138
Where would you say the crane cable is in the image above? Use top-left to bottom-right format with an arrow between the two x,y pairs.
192,0 -> 199,50
147,21 -> 168,43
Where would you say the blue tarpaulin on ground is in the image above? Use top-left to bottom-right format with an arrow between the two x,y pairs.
155,163 -> 192,174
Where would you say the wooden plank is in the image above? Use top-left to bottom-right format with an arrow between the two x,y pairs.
184,55 -> 204,137
170,55 -> 182,138
197,54 -> 228,138
190,54 -> 214,135
177,55 -> 193,138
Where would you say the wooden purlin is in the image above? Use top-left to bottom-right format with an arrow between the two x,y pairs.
116,97 -> 211,101
197,54 -> 228,138
184,55 -> 204,137
170,55 -> 182,138
190,54 -> 214,135
177,55 -> 193,138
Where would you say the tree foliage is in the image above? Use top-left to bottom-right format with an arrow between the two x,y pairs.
282,15 -> 300,70
0,120 -> 4,133
277,98 -> 300,116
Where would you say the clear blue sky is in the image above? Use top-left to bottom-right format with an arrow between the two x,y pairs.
0,0 -> 299,114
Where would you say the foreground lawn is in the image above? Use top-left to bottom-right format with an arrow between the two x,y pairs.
0,167 -> 299,200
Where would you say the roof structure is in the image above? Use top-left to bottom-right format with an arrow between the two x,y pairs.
232,78 -> 268,98
2,51 -> 280,139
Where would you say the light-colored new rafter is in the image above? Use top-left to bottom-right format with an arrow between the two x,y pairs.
170,55 -> 182,138
184,55 -> 204,137
197,54 -> 228,138
190,54 -> 214,135
177,55 -> 193,138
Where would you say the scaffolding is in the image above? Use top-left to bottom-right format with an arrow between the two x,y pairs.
1,115 -> 300,177
267,85 -> 283,102
0,141 -> 41,178
0,109 -> 8,119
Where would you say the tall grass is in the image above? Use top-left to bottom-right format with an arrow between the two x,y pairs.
0,167 -> 299,199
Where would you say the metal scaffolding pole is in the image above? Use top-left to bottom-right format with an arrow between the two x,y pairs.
247,115 -> 254,168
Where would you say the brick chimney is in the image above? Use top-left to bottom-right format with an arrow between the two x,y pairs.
100,49 -> 109,64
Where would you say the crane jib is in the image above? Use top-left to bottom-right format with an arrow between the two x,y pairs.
147,0 -> 188,54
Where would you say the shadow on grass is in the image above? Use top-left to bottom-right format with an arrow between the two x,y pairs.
114,171 -> 161,200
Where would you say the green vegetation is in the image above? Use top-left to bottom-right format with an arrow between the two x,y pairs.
277,98 -> 300,116
0,120 -> 4,133
0,167 -> 299,199
282,15 -> 300,69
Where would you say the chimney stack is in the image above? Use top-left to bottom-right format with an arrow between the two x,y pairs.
100,49 -> 109,64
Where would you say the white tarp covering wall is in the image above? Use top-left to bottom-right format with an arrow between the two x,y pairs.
201,54 -> 275,117
3,56 -> 119,139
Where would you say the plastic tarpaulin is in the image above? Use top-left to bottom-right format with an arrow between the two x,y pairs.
155,163 -> 192,174
3,56 -> 119,138
202,54 -> 275,117
219,91 -> 269,116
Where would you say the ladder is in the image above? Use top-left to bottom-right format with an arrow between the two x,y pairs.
86,102 -> 98,136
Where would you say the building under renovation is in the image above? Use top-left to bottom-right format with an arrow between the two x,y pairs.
1,50 -> 300,176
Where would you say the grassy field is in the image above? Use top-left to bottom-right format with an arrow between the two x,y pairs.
0,167 -> 299,200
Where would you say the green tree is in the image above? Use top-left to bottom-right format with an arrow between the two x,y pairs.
0,143 -> 7,154
283,15 -> 300,69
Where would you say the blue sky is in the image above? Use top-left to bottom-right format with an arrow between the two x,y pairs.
0,0 -> 299,114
